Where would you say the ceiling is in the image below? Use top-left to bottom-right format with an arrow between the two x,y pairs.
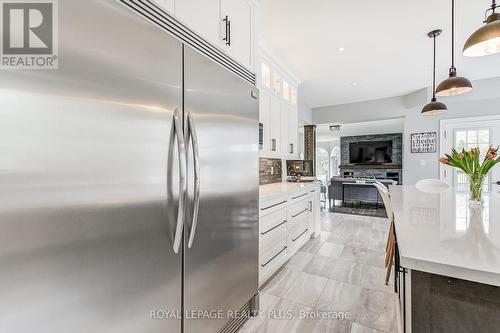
316,118 -> 404,143
258,0 -> 500,108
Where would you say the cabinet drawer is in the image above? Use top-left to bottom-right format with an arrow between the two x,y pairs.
260,220 -> 286,255
287,199 -> 309,219
259,245 -> 287,286
288,190 -> 310,205
260,209 -> 287,235
288,222 -> 310,254
260,197 -> 288,217
288,209 -> 309,231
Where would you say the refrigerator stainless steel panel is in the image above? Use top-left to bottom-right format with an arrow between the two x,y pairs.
0,1 -> 183,332
183,46 -> 259,333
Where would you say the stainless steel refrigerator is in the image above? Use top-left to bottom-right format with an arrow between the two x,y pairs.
0,1 -> 259,332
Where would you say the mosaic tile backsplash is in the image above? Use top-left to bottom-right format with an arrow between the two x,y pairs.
259,158 -> 282,185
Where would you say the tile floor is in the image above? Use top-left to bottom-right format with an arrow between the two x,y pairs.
239,212 -> 397,333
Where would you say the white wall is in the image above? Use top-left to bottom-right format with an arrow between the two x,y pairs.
298,100 -> 312,124
311,77 -> 500,185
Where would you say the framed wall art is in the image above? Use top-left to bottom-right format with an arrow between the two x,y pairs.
411,132 -> 437,153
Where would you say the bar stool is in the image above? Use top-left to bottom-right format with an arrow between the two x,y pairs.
374,182 -> 395,285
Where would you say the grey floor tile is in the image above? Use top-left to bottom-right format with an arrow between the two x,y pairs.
355,288 -> 396,333
317,242 -> 344,258
254,212 -> 397,333
301,238 -> 324,255
295,317 -> 352,333
304,255 -> 337,278
238,292 -> 280,333
263,267 -> 301,297
329,259 -> 364,285
287,251 -> 314,271
339,246 -> 370,263
316,279 -> 362,315
340,246 -> 386,268
360,265 -> 394,293
364,250 -> 386,268
283,272 -> 328,307
255,298 -> 313,333
350,322 -> 385,333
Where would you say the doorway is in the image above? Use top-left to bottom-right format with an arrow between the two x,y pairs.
440,115 -> 500,191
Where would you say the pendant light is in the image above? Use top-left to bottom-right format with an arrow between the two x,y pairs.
422,30 -> 448,116
463,0 -> 500,57
436,0 -> 473,96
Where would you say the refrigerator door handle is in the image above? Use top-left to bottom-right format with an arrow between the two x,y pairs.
187,113 -> 201,248
172,108 -> 187,254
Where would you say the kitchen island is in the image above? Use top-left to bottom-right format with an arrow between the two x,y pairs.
390,185 -> 500,333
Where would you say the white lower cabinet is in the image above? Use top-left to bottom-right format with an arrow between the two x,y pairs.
259,184 -> 319,287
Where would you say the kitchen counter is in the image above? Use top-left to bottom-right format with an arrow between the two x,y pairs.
259,181 -> 321,202
390,185 -> 500,287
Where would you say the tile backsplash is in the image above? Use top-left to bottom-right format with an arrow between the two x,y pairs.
259,158 -> 282,185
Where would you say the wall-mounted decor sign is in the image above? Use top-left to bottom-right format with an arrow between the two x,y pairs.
411,132 -> 437,153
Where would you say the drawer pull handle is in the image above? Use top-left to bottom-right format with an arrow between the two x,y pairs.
261,246 -> 287,268
292,193 -> 308,200
292,208 -> 308,218
261,200 -> 287,211
261,220 -> 287,235
292,229 -> 309,242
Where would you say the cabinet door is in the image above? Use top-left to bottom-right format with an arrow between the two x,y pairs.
280,101 -> 289,155
259,89 -> 271,153
288,105 -> 298,157
175,0 -> 220,46
269,96 -> 281,153
152,0 -> 174,13
220,0 -> 253,69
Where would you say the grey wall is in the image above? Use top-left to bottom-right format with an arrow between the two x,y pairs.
311,77 -> 500,185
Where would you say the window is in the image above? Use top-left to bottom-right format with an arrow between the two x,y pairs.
282,80 -> 290,102
261,62 -> 271,89
454,128 -> 490,191
272,71 -> 281,96
316,148 -> 330,183
290,87 -> 297,106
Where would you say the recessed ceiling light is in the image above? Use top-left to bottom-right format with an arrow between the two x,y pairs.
338,47 -> 345,52
351,82 -> 358,86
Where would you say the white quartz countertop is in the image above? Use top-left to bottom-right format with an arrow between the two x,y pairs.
390,185 -> 500,287
259,181 -> 320,201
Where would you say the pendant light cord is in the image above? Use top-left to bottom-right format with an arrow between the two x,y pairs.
432,34 -> 437,99
451,0 -> 455,69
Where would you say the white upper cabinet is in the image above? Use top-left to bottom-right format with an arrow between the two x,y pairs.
170,0 -> 255,71
174,0 -> 221,46
220,0 -> 253,70
152,0 -> 174,14
258,50 -> 299,158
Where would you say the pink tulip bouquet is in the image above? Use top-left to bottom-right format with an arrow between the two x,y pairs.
439,146 -> 500,205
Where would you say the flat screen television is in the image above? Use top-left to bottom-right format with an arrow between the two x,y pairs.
349,141 -> 393,164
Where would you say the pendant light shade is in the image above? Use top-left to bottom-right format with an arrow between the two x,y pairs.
422,98 -> 448,115
436,0 -> 473,96
463,1 -> 500,57
422,30 -> 448,116
435,70 -> 472,96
